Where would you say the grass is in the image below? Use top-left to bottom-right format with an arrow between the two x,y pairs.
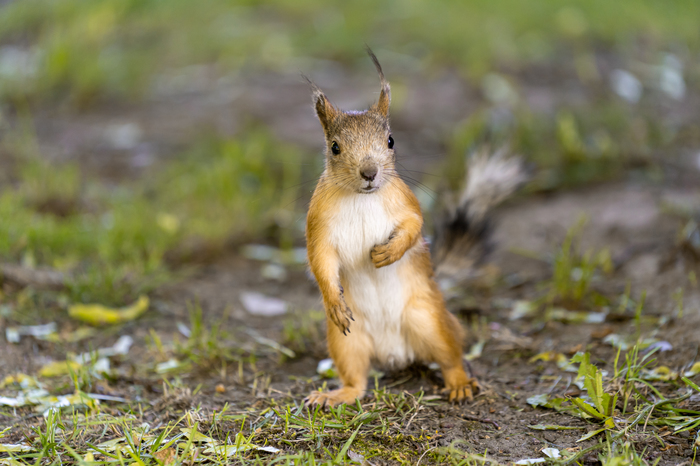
1,0 -> 698,105
3,322 -> 698,465
528,346 -> 700,463
281,309 -> 326,358
547,218 -> 613,308
443,99 -> 675,194
0,377 -> 451,464
0,125 -> 310,305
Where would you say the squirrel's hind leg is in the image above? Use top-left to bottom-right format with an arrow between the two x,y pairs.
305,318 -> 372,408
404,300 -> 479,403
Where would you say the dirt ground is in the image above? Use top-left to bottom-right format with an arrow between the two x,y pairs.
1,57 -> 700,464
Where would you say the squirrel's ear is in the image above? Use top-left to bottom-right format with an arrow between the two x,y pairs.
376,83 -> 391,117
313,90 -> 338,131
303,75 -> 338,132
367,47 -> 391,117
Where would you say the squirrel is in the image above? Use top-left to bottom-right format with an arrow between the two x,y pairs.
304,49 -> 525,407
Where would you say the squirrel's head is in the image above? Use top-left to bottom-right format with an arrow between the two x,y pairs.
308,49 -> 394,194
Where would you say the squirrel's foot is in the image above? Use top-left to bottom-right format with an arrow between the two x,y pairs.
442,377 -> 480,403
370,241 -> 402,268
327,299 -> 354,335
304,387 -> 364,408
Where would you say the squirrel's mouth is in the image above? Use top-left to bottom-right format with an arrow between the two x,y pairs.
359,184 -> 379,194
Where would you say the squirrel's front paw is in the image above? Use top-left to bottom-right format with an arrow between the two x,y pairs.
327,299 -> 354,335
370,242 -> 399,268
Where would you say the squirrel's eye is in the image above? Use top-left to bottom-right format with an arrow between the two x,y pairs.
331,141 -> 340,155
388,135 -> 394,149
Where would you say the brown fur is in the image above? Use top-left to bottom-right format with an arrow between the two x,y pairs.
304,50 -> 478,407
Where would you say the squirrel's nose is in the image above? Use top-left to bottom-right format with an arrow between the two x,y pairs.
360,166 -> 378,182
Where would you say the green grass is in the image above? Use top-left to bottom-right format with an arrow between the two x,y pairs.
1,0 -> 698,104
0,381 -> 449,465
3,337 -> 697,465
443,100 -> 673,194
528,346 -> 700,464
0,126 -> 310,305
0,0 -> 695,305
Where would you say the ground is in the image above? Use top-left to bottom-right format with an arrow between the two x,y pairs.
1,1 -> 700,465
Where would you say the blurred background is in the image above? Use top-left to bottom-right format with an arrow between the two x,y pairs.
0,0 -> 698,305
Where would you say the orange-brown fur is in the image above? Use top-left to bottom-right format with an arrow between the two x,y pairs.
304,50 -> 478,407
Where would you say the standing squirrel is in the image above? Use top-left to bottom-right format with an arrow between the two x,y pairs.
304,49 -> 524,407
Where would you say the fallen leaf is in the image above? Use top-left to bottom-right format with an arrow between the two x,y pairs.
73,336 -> 133,364
0,388 -> 50,407
529,351 -> 562,363
464,340 -> 485,361
541,448 -> 561,458
0,459 -> 24,466
5,322 -> 57,343
515,459 -> 545,465
39,360 -> 82,378
527,394 -> 550,408
646,341 -> 673,353
1,374 -> 38,389
548,308 -> 606,324
153,447 -> 176,465
95,437 -> 126,452
68,296 -> 149,326
156,359 -> 186,374
240,292 -> 287,316
177,322 -> 191,337
510,300 -> 535,320
684,362 -> 700,377
39,392 -> 99,414
317,359 -> 337,379
44,326 -> 97,343
0,444 -> 33,452
348,450 -> 365,463
643,366 -> 678,381
179,428 -> 214,444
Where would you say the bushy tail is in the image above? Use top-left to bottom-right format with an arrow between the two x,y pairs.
432,147 -> 527,283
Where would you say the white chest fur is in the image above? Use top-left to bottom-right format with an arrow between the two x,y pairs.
329,194 -> 414,368
330,194 -> 395,268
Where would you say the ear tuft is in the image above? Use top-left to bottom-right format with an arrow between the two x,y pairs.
303,74 -> 337,132
366,47 -> 391,117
